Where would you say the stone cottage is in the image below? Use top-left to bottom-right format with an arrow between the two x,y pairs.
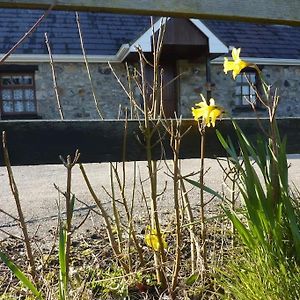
1,8 -> 300,120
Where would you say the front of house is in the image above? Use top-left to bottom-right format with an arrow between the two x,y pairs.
1,8 -> 300,120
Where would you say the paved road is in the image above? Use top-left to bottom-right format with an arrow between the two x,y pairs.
1,156 -> 300,241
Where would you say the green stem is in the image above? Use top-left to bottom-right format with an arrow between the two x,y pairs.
199,125 -> 208,273
171,128 -> 181,292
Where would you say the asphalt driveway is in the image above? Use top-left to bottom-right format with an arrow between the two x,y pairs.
1,156 -> 300,241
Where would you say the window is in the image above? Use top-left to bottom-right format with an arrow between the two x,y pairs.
0,73 -> 37,117
235,72 -> 257,107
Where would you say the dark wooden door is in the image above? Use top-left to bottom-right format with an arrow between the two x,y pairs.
161,62 -> 177,118
145,61 -> 178,118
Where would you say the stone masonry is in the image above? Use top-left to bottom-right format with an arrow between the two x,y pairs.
35,62 -> 130,120
179,61 -> 300,118
30,61 -> 300,120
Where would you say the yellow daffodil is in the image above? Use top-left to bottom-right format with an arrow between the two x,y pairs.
224,47 -> 249,79
192,94 -> 223,127
145,227 -> 167,251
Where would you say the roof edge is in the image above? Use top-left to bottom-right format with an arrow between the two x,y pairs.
128,17 -> 169,53
212,56 -> 300,66
4,54 -> 300,65
1,54 -> 125,63
128,17 -> 228,55
189,19 -> 228,54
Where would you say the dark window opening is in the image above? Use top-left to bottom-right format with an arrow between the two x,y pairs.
0,73 -> 37,118
235,72 -> 257,107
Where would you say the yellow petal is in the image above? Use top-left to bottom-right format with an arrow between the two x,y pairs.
209,98 -> 215,106
232,60 -> 249,79
202,106 -> 214,125
145,228 -> 167,251
223,58 -> 235,73
200,94 -> 207,103
231,47 -> 241,61
209,108 -> 222,127
145,234 -> 160,251
195,101 -> 207,108
192,107 -> 205,121
192,96 -> 223,127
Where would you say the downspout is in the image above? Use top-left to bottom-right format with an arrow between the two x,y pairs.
205,54 -> 212,100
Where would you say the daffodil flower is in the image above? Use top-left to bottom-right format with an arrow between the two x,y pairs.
145,227 -> 167,251
224,47 -> 249,79
192,94 -> 223,127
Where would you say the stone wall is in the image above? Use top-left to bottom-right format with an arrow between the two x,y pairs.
35,62 -> 130,120
178,60 -> 300,118
177,59 -> 207,117
262,65 -> 300,117
178,60 -> 249,118
31,61 -> 300,120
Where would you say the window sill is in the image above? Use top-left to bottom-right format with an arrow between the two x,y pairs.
1,114 -> 42,120
232,106 -> 266,113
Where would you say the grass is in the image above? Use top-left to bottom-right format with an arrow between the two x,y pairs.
0,218 -> 232,299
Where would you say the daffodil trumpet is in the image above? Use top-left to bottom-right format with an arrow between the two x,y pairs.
223,47 -> 249,80
192,94 -> 223,128
145,226 -> 167,252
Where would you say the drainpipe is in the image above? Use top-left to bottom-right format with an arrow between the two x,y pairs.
205,55 -> 212,100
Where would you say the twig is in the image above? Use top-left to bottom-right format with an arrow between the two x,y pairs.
79,163 -> 130,273
108,62 -> 144,115
59,150 -> 80,279
111,162 -> 145,268
0,5 -> 54,64
0,208 -> 20,222
54,183 -> 102,217
0,228 -> 23,241
169,119 -> 182,293
45,32 -> 64,120
2,131 -> 37,282
75,12 -> 104,119
199,123 -> 208,274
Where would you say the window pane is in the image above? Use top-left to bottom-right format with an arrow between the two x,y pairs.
12,76 -> 22,85
242,85 -> 250,95
1,73 -> 36,115
25,101 -> 35,112
2,89 -> 12,100
2,101 -> 13,112
13,89 -> 23,100
249,94 -> 256,104
2,76 -> 12,85
24,89 -> 34,100
23,76 -> 33,85
14,101 -> 24,112
242,96 -> 250,106
235,74 -> 242,82
235,72 -> 257,107
250,74 -> 256,82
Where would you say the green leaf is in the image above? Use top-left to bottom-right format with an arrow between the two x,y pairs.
0,251 -> 43,300
58,225 -> 67,300
282,194 -> 300,260
216,129 -> 238,161
223,207 -> 256,249
184,178 -> 223,200
185,272 -> 199,286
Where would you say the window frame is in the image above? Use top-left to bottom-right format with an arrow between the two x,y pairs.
0,72 -> 37,117
234,70 -> 259,109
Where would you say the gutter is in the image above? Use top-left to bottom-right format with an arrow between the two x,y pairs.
212,56 -> 300,66
0,44 -> 130,63
4,48 -> 300,67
